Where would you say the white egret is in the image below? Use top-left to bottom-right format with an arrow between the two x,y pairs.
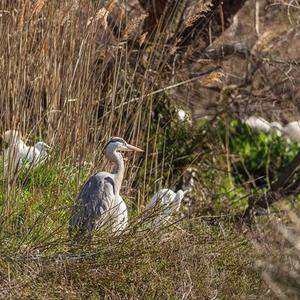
269,121 -> 300,143
34,141 -> 51,162
270,121 -> 283,136
241,118 -> 300,143
2,130 -> 50,177
69,137 -> 143,240
177,109 -> 187,121
146,188 -> 188,226
243,116 -> 271,133
282,121 -> 300,143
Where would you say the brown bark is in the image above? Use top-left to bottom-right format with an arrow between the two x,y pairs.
170,0 -> 248,53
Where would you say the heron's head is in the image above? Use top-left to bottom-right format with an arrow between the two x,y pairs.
35,142 -> 51,152
2,130 -> 22,144
104,137 -> 143,155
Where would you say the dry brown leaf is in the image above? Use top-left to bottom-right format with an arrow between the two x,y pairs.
201,71 -> 225,86
138,32 -> 148,46
95,8 -> 109,29
123,14 -> 147,40
184,2 -> 212,27
106,0 -> 117,13
87,8 -> 109,29
31,0 -> 46,17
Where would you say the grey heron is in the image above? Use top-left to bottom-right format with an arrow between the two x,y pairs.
146,188 -> 188,226
2,130 -> 51,177
69,137 -> 143,240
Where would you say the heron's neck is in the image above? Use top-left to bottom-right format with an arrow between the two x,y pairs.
109,151 -> 125,194
18,139 -> 26,147
11,138 -> 25,149
174,194 -> 182,203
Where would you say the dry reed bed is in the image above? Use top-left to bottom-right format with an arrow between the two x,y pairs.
0,0 -> 178,215
0,217 -> 266,299
0,0 -> 208,199
0,0 -> 219,227
1,1 -> 142,153
0,1 -> 278,298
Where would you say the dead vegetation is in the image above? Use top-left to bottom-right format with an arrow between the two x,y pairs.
0,218 -> 266,299
0,0 -> 299,299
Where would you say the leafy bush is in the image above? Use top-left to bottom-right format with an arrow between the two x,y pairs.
228,120 -> 299,188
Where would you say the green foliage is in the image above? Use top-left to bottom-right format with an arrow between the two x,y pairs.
0,148 -> 267,299
151,102 -> 197,166
0,159 -> 90,252
18,162 -> 64,190
144,101 -> 212,192
228,120 -> 299,188
0,121 -> 285,299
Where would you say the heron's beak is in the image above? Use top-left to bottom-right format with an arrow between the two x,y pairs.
126,144 -> 144,152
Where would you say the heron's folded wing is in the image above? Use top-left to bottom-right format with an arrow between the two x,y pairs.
70,174 -> 115,233
146,194 -> 159,209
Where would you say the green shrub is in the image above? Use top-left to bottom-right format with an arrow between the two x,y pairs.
228,120 -> 299,188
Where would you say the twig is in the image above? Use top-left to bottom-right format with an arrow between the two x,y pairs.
101,66 -> 221,118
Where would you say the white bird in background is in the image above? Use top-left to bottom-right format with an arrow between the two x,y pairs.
243,116 -> 271,133
146,188 -> 188,226
34,141 -> 51,162
282,121 -> 300,143
243,117 -> 300,143
2,130 -> 51,177
176,108 -> 192,124
69,137 -> 144,240
268,120 -> 300,143
270,121 -> 283,136
177,109 -> 187,121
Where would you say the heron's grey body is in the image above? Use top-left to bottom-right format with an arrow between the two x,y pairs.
69,137 -> 142,240
69,172 -> 127,234
146,188 -> 188,226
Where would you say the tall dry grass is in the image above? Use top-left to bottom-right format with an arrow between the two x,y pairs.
0,0 -> 195,217
0,0 -> 212,191
0,0 -> 218,271
1,1 -> 145,155
0,1 -> 272,298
